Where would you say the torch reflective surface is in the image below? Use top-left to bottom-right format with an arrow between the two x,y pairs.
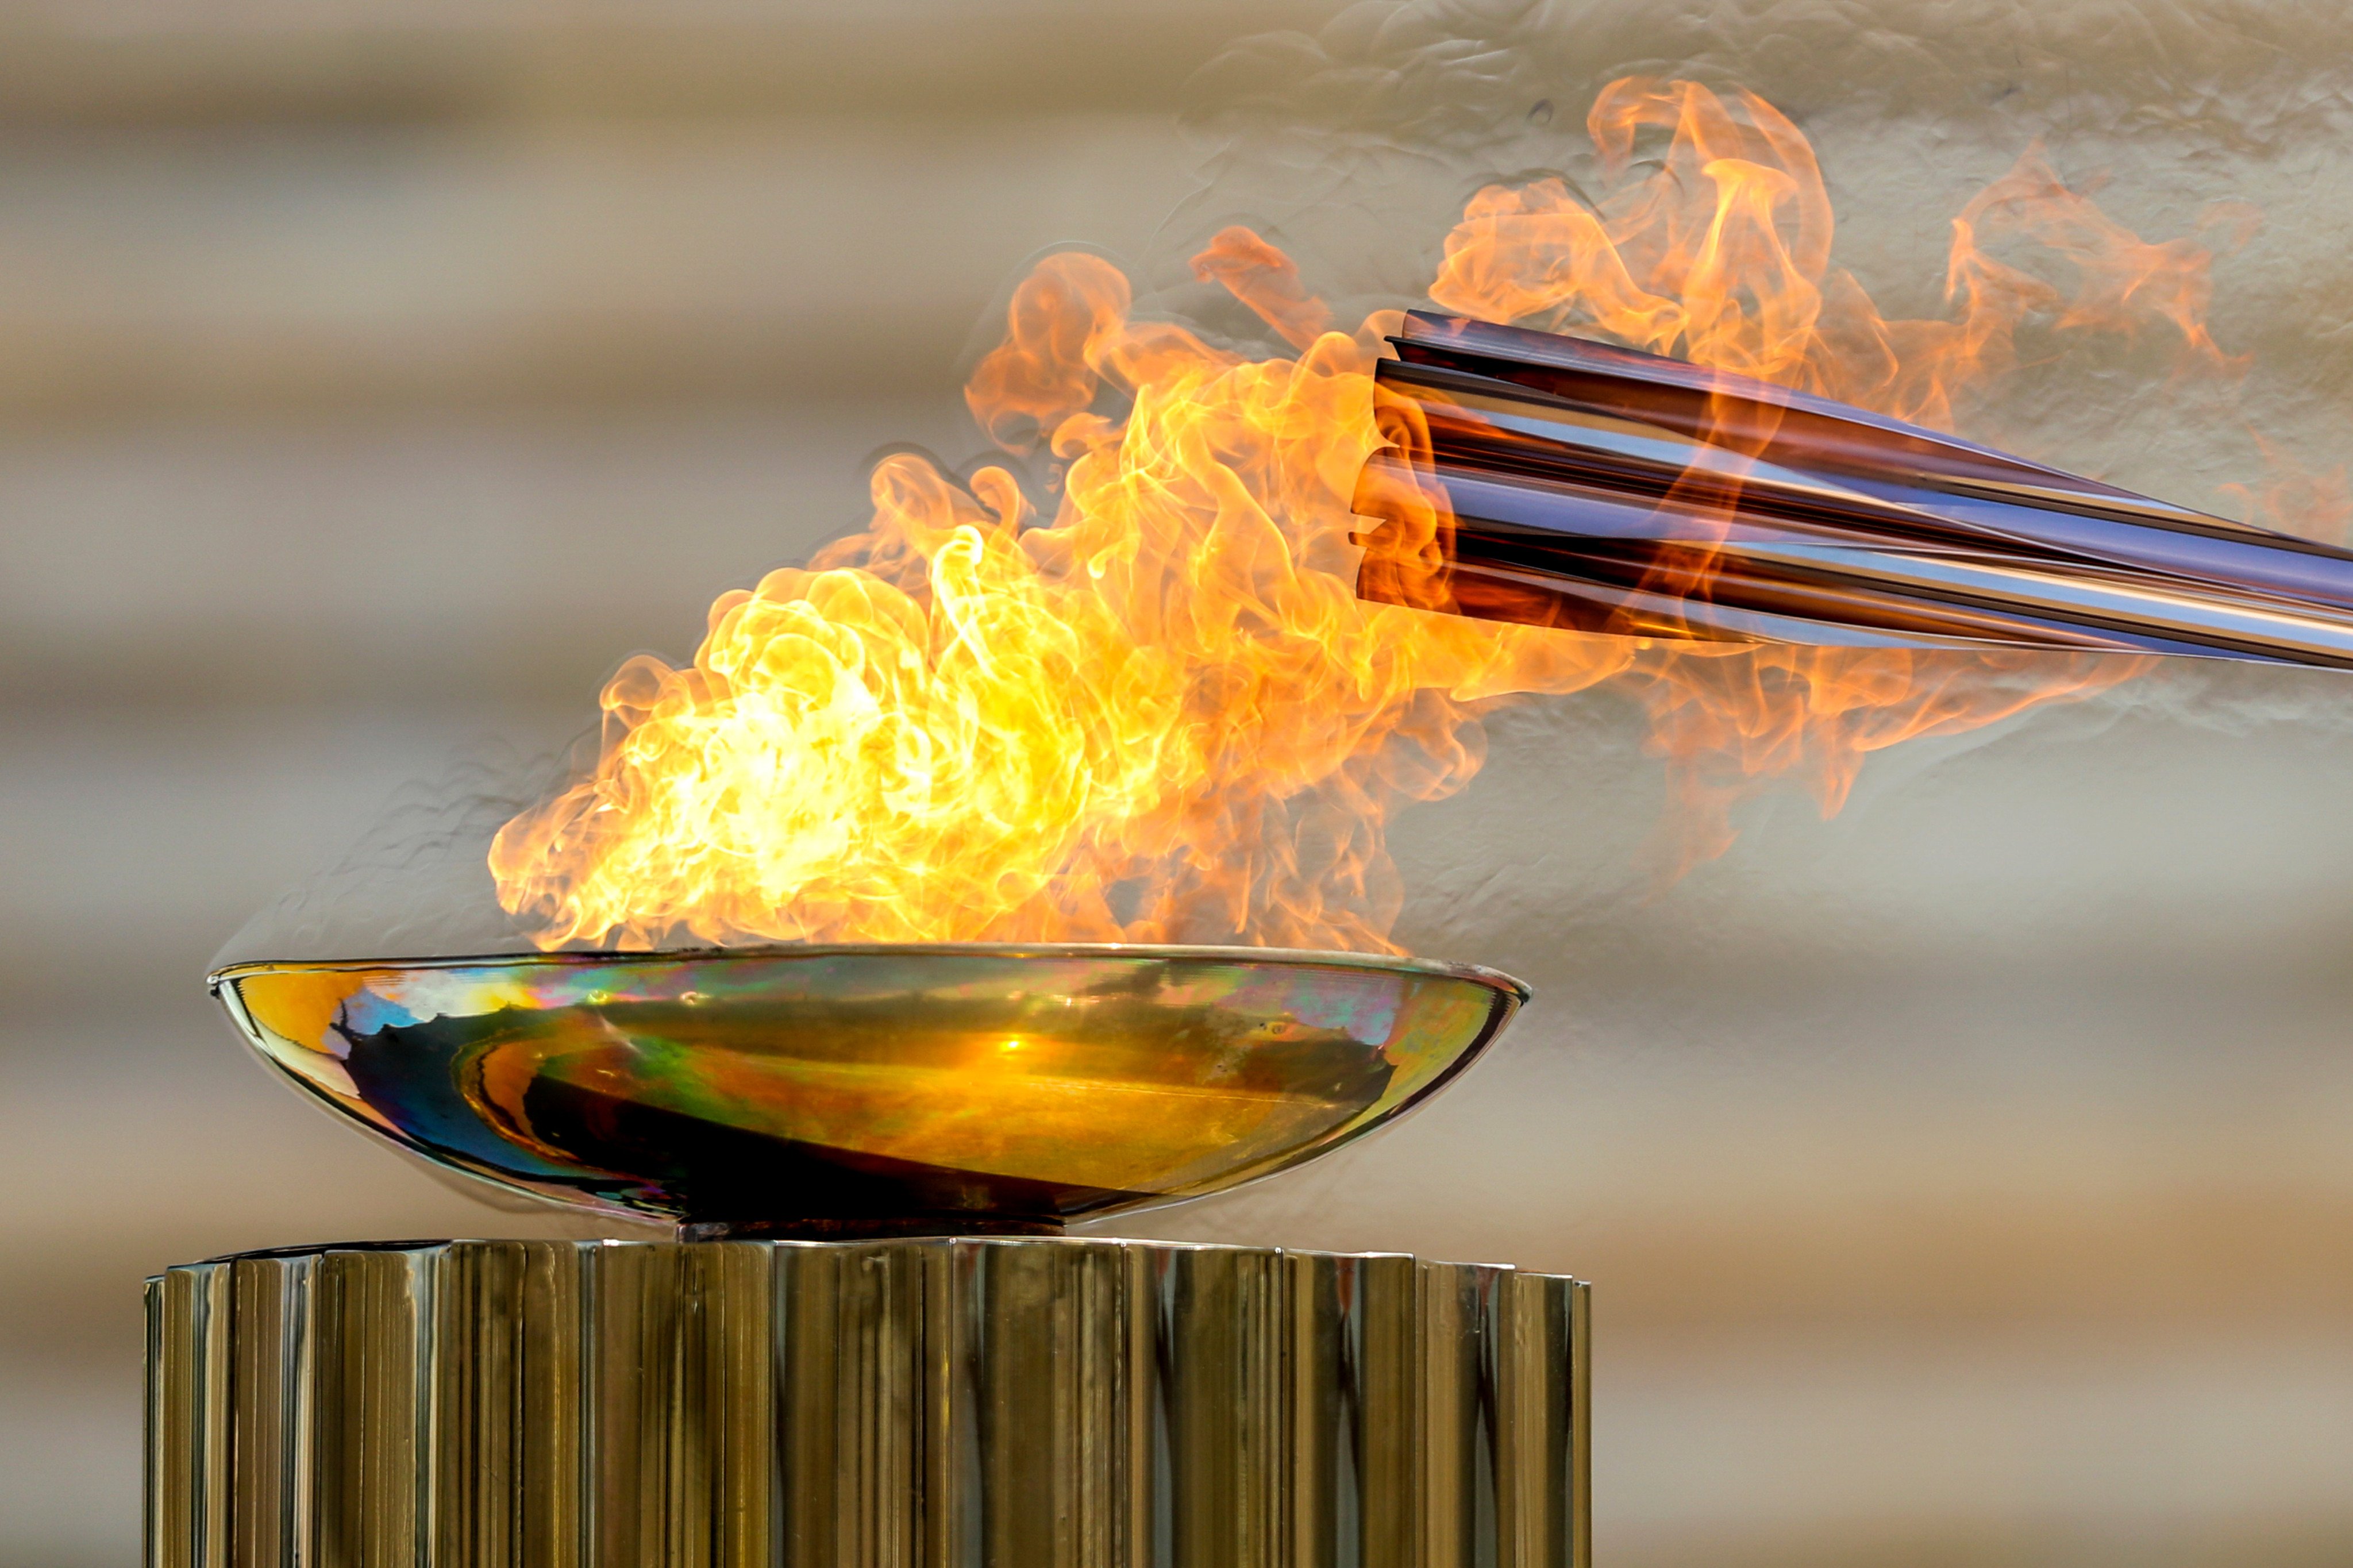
1358,311 -> 2353,665
209,944 -> 1526,1235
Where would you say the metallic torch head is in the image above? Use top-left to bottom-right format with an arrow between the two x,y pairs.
1356,311 -> 2353,668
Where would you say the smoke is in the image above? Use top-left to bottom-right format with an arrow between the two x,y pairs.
213,742 -> 571,969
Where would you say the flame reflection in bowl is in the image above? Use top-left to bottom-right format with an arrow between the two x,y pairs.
208,943 -> 1528,1236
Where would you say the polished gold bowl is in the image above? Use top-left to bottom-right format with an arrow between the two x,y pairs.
209,943 -> 1528,1236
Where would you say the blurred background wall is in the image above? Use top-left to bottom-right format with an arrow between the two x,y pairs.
2,2 -> 2349,1565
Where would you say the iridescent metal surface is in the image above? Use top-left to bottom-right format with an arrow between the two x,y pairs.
208,945 -> 1527,1234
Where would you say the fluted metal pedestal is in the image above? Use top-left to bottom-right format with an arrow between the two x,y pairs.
147,1237 -> 1589,1568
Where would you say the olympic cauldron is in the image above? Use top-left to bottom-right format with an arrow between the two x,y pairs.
207,942 -> 1524,1239
151,941 -> 1589,1568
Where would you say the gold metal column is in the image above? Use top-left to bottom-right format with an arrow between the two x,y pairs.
147,1237 -> 1589,1568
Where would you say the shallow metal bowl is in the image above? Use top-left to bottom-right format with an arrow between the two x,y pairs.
209,943 -> 1529,1235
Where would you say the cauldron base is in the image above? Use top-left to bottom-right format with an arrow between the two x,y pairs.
147,1235 -> 1588,1567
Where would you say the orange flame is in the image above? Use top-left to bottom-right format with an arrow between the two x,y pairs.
492,78 -> 2255,949
1429,79 -> 2240,426
1414,78 -> 2247,870
490,252 -> 1623,950
2219,430 -> 2350,545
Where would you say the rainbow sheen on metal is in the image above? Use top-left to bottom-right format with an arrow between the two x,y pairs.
210,945 -> 1526,1234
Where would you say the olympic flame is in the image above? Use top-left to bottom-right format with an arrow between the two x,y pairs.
491,78 -> 2251,949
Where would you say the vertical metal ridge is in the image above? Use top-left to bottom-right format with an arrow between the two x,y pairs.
1491,1272 -> 1570,1568
227,1253 -> 295,1565
148,1239 -> 1588,1568
583,1240 -> 676,1567
1354,1252 -> 1420,1568
1566,1283 -> 1590,1568
1415,1260 -> 1488,1568
1284,1248 -> 1420,1568
146,1277 -> 165,1568
916,1242 -> 958,1568
943,1237 -> 1135,1568
306,1245 -> 428,1566
1152,1243 -> 1288,1568
1284,1251 -> 1341,1568
523,1240 -> 587,1568
426,1240 -> 586,1568
772,1238 -> 925,1568
681,1241 -> 774,1568
1115,1242 -> 1156,1568
432,1242 -> 514,1566
149,1261 -> 232,1568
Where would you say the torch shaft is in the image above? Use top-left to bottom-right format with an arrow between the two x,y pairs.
1355,313 -> 2353,668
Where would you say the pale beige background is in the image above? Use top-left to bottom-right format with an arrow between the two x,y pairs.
3,3 -> 2350,1565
